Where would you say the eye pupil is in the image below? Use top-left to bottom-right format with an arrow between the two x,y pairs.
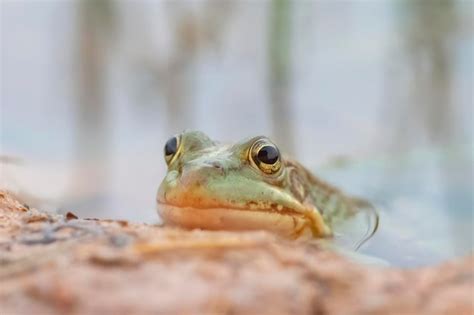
257,145 -> 279,164
164,137 -> 178,156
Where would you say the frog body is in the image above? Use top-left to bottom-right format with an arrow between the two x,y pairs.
157,131 -> 378,241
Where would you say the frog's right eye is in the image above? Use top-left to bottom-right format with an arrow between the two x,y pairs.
249,138 -> 282,175
164,135 -> 181,165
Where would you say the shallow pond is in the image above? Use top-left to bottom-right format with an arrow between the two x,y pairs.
2,0 -> 472,269
319,144 -> 473,267
3,144 -> 471,268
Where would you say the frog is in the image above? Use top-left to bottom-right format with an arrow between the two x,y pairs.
157,130 -> 378,244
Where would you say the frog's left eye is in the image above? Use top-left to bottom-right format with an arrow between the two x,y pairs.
249,139 -> 282,174
164,135 -> 181,165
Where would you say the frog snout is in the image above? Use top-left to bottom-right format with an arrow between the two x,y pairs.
180,162 -> 225,186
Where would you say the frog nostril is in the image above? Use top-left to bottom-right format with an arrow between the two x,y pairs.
211,162 -> 223,169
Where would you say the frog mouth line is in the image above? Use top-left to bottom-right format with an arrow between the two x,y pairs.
156,201 -> 304,217
156,202 -> 317,239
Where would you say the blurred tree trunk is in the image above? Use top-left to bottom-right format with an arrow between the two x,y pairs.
161,6 -> 198,133
69,0 -> 116,210
268,0 -> 294,155
389,0 -> 464,253
136,1 -> 234,134
391,0 -> 459,149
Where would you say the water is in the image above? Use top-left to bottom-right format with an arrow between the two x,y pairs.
2,144 -> 471,267
1,1 -> 473,267
319,145 -> 473,267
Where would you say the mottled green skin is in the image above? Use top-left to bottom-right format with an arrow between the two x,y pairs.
157,131 -> 374,238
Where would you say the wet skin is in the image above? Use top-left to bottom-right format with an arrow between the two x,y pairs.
157,131 -> 377,240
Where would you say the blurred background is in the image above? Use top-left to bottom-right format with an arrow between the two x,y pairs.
1,0 -> 473,266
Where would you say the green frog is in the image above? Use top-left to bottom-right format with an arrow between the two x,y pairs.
157,131 -> 378,244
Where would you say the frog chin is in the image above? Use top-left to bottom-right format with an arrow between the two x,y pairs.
156,203 -> 317,239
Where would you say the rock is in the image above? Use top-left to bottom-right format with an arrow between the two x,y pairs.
0,190 -> 472,315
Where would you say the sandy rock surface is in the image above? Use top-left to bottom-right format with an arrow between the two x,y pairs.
0,190 -> 472,315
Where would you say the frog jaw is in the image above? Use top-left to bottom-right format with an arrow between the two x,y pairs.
157,204 -> 318,239
157,169 -> 331,238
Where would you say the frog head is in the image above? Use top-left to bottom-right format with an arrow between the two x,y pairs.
157,130 -> 330,238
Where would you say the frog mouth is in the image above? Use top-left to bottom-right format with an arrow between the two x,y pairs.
156,202 -> 318,239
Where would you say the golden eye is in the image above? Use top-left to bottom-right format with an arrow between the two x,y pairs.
250,139 -> 282,174
164,135 -> 181,165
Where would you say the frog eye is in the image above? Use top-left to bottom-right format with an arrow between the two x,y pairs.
249,139 -> 282,174
164,135 -> 181,165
